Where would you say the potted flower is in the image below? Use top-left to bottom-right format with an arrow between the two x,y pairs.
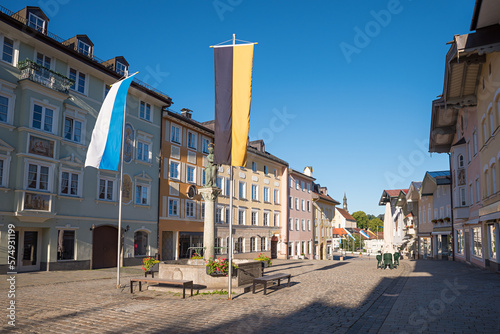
191,251 -> 203,259
254,253 -> 272,267
444,217 -> 451,223
142,257 -> 160,277
437,218 -> 444,223
205,257 -> 238,276
431,219 -> 438,224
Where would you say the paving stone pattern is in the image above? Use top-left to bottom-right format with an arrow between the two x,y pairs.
1,257 -> 498,333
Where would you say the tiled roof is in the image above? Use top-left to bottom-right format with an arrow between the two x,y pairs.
336,208 -> 355,221
384,189 -> 408,197
405,212 -> 414,218
315,192 -> 340,205
332,228 -> 347,236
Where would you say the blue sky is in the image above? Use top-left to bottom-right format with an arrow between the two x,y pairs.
6,1 -> 475,215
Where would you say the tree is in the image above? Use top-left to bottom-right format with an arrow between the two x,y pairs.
352,211 -> 369,229
368,218 -> 383,232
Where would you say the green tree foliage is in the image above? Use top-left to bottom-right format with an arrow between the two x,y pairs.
352,211 -> 369,229
353,211 -> 384,232
368,218 -> 383,232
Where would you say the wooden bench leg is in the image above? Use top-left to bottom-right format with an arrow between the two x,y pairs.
191,283 -> 193,297
130,281 -> 134,293
182,284 -> 186,299
277,279 -> 281,287
263,281 -> 267,295
253,282 -> 256,294
139,281 -> 142,292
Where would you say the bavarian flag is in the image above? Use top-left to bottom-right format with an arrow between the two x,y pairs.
213,44 -> 254,167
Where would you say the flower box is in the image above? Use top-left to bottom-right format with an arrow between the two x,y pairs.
206,265 -> 237,277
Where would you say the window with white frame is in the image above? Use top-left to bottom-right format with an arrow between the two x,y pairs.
187,131 -> 197,150
490,110 -> 495,136
185,200 -> 195,218
63,116 -> 82,143
134,231 -> 148,256
202,137 -> 210,154
69,68 -> 86,94
28,12 -> 45,32
26,162 -> 51,191
216,176 -> 223,191
295,219 -> 300,230
201,202 -> 205,219
77,39 -> 92,57
458,154 -> 464,168
488,224 -> 497,260
139,101 -> 151,121
251,210 -> 258,225
289,177 -> 292,188
295,197 -> 299,210
307,183 -> 311,193
301,181 -> 305,191
137,140 -> 151,163
492,164 -> 497,194
274,212 -> 279,226
263,211 -> 270,226
225,178 -> 230,196
169,160 -> 180,180
274,189 -> 279,204
302,219 -> 305,231
32,103 -> 54,133
135,183 -> 150,205
288,196 -> 292,208
472,226 -> 482,257
168,198 -> 179,216
308,219 -> 311,231
238,181 -> 246,199
274,169 -> 278,178
215,237 -> 221,254
60,170 -> 80,197
238,208 -> 246,225
116,61 -> 127,76
225,207 -> 230,224
295,180 -> 299,190
476,178 -> 480,202
485,170 -> 490,197
235,237 -> 243,253
251,184 -> 258,201
57,230 -> 75,260
263,187 -> 270,202
35,52 -> 51,78
202,169 -> 206,186
250,237 -> 256,252
252,161 -> 257,172
1,36 -> 14,64
216,206 -> 223,223
289,218 -> 293,230
264,165 -> 268,175
469,184 -> 473,206
171,124 -> 181,144
301,199 -> 305,211
0,157 -> 8,188
459,188 -> 466,206
0,92 -> 14,125
261,237 -> 266,251
98,177 -> 114,201
186,165 -> 196,184
473,131 -> 478,155
456,229 -> 464,254
307,200 -> 310,212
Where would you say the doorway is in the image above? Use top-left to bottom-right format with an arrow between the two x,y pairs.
178,232 -> 203,258
270,237 -> 278,259
16,229 -> 42,272
92,226 -> 118,269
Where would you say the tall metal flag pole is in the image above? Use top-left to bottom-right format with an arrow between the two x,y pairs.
116,94 -> 127,288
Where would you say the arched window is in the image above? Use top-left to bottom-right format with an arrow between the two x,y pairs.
489,109 -> 495,136
485,170 -> 490,198
134,231 -> 148,256
492,164 -> 497,194
458,154 -> 464,168
261,237 -> 266,251
483,119 -> 488,144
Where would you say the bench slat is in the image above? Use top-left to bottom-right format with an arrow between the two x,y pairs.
130,278 -> 193,298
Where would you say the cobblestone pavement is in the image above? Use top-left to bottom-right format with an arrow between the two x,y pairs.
1,257 -> 499,333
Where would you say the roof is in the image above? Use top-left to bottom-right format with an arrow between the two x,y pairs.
336,208 -> 355,221
332,228 -> 347,236
470,0 -> 500,31
313,192 -> 340,205
427,171 -> 450,178
405,212 -> 414,218
421,171 -> 451,195
290,168 -> 316,181
379,189 -> 408,205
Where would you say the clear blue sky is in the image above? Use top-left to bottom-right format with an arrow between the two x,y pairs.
6,0 -> 475,215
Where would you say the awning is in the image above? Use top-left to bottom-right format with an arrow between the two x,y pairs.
479,211 -> 500,222
432,231 -> 452,235
433,227 -> 452,233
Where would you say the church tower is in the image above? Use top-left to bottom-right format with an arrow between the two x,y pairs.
343,192 -> 348,212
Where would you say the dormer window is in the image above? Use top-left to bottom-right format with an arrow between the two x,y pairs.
28,13 -> 45,33
77,40 -> 92,57
116,61 -> 127,76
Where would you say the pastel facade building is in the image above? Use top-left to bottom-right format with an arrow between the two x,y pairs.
313,184 -> 339,259
0,6 -> 171,271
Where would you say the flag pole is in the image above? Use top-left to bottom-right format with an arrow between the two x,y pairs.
116,91 -> 127,288
227,33 -> 236,300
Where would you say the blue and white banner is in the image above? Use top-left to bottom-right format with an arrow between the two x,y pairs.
85,74 -> 136,171
344,228 -> 355,240
359,229 -> 370,239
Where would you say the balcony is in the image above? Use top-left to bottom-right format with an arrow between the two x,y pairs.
18,59 -> 74,94
453,206 -> 469,220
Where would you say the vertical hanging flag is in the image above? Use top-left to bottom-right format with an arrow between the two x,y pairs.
85,73 -> 136,171
213,44 -> 254,167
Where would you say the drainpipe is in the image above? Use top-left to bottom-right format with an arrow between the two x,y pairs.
448,152 -> 455,261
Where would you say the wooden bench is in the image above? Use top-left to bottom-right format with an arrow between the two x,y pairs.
253,273 -> 291,295
130,278 -> 193,299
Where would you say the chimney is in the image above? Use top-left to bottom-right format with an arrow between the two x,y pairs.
303,166 -> 313,177
180,108 -> 193,119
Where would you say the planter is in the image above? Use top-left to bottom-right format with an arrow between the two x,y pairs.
206,266 -> 237,277
260,261 -> 269,268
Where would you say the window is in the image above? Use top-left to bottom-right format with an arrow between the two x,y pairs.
216,206 -> 223,223
274,213 -> 279,227
251,184 -> 258,201
135,184 -> 149,205
301,199 -> 305,211
77,39 -> 92,57
472,227 -> 482,257
226,178 -> 231,196
250,237 -> 256,252
60,171 -> 79,196
288,196 -> 292,208
485,170 -> 490,197
0,95 -> 8,123
456,230 -> 464,254
1,37 -> 13,64
264,165 -> 268,175
98,178 -> 114,200
187,165 -> 196,183
458,155 -> 464,168
235,237 -> 243,253
308,220 -> 311,231
168,198 -> 179,216
201,203 -> 205,219
301,219 -> 305,231
202,169 -> 206,186
460,188 -> 466,206
0,158 -> 6,187
134,231 -> 148,256
35,52 -> 51,79
187,131 -> 197,150
261,237 -> 266,251
69,68 -> 86,94
467,141 -> 471,163
307,183 -> 311,193
295,219 -> 300,230
169,160 -> 181,180
490,110 -> 495,136
225,207 -> 230,224
289,177 -> 292,188
301,181 -> 305,191
137,141 -> 150,163
263,211 -> 270,226
216,177 -> 223,190
57,230 -> 75,260
252,162 -> 257,172
32,103 -> 54,133
202,138 -> 210,154
295,180 -> 299,190
238,208 -> 246,225
28,13 -> 45,33
251,210 -> 258,225
307,200 -> 310,212
295,198 -> 299,210
488,224 -> 497,260
483,120 -> 488,144
493,165 -> 497,194
289,218 -> 293,230
476,178 -> 480,202
171,124 -> 181,144
63,117 -> 82,143
263,187 -> 270,202
116,61 -> 127,76
274,169 -> 278,177
470,184 -> 473,206
215,237 -> 221,255
185,201 -> 195,218
139,101 -> 151,121
274,189 -> 279,204
27,163 -> 50,191
239,181 -> 246,199
473,131 -> 478,155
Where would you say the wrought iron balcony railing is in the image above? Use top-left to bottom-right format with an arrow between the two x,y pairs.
18,59 -> 74,94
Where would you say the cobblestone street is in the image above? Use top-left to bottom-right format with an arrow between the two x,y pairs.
1,257 -> 499,333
